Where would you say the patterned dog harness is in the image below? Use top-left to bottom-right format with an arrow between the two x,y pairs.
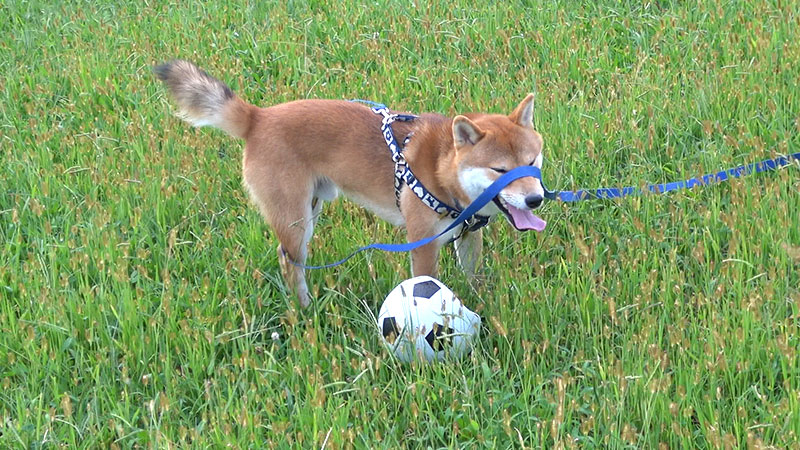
362,101 -> 491,239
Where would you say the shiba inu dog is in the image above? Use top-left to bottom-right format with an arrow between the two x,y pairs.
155,60 -> 546,307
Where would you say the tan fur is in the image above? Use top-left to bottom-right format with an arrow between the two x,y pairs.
155,60 -> 545,307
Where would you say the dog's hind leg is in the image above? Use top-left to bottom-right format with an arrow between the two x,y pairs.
244,169 -> 316,307
275,205 -> 315,308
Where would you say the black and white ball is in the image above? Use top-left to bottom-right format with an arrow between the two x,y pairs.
377,276 -> 481,363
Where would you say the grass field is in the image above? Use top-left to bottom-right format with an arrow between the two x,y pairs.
2,0 -> 800,447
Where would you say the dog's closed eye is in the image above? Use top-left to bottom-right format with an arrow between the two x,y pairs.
491,167 -> 508,173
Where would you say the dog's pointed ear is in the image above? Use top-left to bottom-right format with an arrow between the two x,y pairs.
509,93 -> 535,128
453,116 -> 485,148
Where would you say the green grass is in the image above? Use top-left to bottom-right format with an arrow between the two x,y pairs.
2,0 -> 799,447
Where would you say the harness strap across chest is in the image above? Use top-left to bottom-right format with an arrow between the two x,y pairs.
366,102 -> 491,237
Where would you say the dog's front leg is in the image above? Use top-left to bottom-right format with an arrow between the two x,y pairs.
454,228 -> 483,276
405,216 -> 443,277
409,240 -> 442,277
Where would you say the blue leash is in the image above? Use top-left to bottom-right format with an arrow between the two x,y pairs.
291,151 -> 798,269
552,152 -> 800,202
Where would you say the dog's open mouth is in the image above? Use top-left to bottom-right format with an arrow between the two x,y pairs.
493,198 -> 547,232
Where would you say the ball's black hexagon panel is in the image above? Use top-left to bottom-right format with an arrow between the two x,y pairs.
424,323 -> 454,351
412,280 -> 441,299
382,317 -> 400,344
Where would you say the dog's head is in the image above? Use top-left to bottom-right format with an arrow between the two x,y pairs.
453,94 -> 547,231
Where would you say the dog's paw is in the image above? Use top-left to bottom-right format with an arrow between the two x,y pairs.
276,244 -> 313,308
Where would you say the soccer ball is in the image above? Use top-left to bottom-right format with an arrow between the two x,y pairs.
377,276 -> 481,363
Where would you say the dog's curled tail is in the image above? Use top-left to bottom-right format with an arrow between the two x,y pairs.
154,59 -> 254,139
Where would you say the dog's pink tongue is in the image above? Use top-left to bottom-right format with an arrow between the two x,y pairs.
507,205 -> 547,231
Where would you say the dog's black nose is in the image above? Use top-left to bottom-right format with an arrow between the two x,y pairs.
525,195 -> 543,209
